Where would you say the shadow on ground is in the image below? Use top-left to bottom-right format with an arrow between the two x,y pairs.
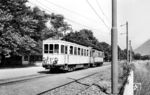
38,68 -> 85,74
38,69 -> 67,74
0,64 -> 39,69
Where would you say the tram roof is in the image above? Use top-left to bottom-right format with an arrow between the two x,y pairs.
43,38 -> 102,52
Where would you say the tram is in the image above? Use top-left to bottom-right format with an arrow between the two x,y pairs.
42,38 -> 104,71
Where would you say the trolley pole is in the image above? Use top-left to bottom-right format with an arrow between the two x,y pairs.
111,0 -> 118,95
126,22 -> 129,63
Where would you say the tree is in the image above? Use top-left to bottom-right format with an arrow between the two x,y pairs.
49,13 -> 71,38
63,29 -> 128,62
0,0 -> 50,64
134,53 -> 142,60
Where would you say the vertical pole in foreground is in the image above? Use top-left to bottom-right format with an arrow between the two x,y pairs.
111,0 -> 118,95
126,22 -> 129,63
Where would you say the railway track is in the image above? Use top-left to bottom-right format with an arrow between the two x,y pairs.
37,72 -> 99,95
0,73 -> 52,86
0,68 -> 97,86
0,67 -> 102,86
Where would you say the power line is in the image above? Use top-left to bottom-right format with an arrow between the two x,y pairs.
43,0 -> 98,23
95,0 -> 110,22
86,0 -> 110,31
29,1 -> 105,32
29,1 -> 110,39
36,0 -> 110,33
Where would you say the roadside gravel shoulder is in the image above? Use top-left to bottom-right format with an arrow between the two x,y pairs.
42,66 -> 111,95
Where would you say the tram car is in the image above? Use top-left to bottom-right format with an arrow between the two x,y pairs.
42,38 -> 104,71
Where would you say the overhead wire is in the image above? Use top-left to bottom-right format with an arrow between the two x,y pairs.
43,0 -> 98,23
31,0 -> 107,32
35,0 -> 110,33
29,1 -> 109,37
95,0 -> 110,23
86,0 -> 110,31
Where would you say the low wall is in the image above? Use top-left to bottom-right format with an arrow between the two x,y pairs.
123,70 -> 134,95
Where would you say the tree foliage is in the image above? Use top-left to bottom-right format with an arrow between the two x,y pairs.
49,13 -> 71,38
0,0 -> 50,58
63,29 -> 128,61
63,29 -> 111,61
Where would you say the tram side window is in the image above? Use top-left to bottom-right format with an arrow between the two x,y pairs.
54,44 -> 59,53
87,50 -> 89,56
78,48 -> 80,55
98,52 -> 100,57
90,51 -> 92,57
100,52 -> 103,57
61,45 -> 64,54
74,47 -> 77,55
84,49 -> 86,56
102,52 -> 104,57
44,44 -> 48,53
49,44 -> 53,53
70,46 -> 73,55
81,49 -> 83,56
65,46 -> 68,54
100,52 -> 102,57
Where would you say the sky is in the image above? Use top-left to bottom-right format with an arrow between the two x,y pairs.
27,0 -> 150,50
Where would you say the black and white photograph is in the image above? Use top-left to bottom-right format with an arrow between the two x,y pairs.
0,0 -> 150,95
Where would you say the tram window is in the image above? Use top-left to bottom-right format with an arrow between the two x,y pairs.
78,48 -> 80,55
98,52 -> 100,56
87,50 -> 89,56
81,49 -> 83,56
61,45 -> 64,54
102,53 -> 104,57
91,51 -> 93,56
44,44 -> 48,53
100,52 -> 102,57
49,44 -> 53,53
65,46 -> 68,54
84,49 -> 86,56
90,51 -> 92,57
74,47 -> 77,55
70,46 -> 73,55
54,44 -> 59,53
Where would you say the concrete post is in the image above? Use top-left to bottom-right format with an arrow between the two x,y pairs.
111,0 -> 118,94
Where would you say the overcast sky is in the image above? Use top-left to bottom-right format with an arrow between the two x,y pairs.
28,0 -> 150,49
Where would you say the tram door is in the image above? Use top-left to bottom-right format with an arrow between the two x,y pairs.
64,45 -> 69,64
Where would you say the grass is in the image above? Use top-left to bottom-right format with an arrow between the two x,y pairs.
134,60 -> 150,95
118,61 -> 135,95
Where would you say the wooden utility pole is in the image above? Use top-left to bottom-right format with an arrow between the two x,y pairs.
111,0 -> 118,94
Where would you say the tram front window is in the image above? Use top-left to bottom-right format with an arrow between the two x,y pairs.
49,44 -> 53,53
44,44 -> 48,53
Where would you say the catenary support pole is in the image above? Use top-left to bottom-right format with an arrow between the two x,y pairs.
111,0 -> 118,95
129,40 -> 132,63
126,22 -> 129,62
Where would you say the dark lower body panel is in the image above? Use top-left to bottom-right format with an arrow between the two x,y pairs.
42,62 -> 103,70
